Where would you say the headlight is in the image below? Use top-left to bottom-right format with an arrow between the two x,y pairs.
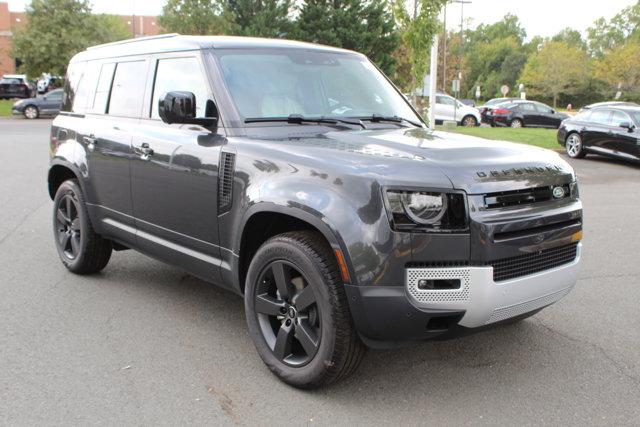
13,100 -> 24,107
385,190 -> 468,232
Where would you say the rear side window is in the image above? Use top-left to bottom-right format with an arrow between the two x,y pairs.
436,96 -> 455,106
61,62 -> 86,112
88,63 -> 116,114
151,57 -> 209,119
72,62 -> 101,113
108,60 -> 147,117
535,103 -> 553,114
590,109 -> 611,125
519,103 -> 536,112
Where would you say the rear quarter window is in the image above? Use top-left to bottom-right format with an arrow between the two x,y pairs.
61,62 -> 87,112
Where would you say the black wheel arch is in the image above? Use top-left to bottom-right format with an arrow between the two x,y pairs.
48,161 -> 84,200
235,203 -> 351,295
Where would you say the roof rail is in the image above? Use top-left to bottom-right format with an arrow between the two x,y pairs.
87,33 -> 180,50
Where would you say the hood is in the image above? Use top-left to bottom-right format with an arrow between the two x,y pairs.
246,127 -> 575,194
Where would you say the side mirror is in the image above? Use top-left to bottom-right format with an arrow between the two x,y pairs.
620,121 -> 635,132
159,91 -> 217,127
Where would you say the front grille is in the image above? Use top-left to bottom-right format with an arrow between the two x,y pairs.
484,184 -> 570,209
486,243 -> 579,282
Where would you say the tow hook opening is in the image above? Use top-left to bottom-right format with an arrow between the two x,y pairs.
426,315 -> 461,332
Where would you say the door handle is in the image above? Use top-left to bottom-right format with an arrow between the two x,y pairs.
136,142 -> 154,160
82,135 -> 96,151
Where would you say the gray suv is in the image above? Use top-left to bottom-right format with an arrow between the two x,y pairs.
48,35 -> 583,388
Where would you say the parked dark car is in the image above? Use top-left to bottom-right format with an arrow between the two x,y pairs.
484,100 -> 569,128
579,101 -> 639,113
48,35 -> 583,388
478,97 -> 518,123
11,88 -> 63,119
0,74 -> 34,99
558,106 -> 640,161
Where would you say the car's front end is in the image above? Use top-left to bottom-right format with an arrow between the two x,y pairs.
315,130 -> 583,347
11,98 -> 27,116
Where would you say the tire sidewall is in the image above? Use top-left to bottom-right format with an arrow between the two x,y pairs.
53,180 -> 89,271
24,105 -> 38,119
245,238 -> 339,387
566,133 -> 582,158
462,115 -> 477,127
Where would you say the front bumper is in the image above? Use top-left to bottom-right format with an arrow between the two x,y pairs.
346,243 -> 581,346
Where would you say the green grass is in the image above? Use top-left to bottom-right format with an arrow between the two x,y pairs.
0,100 -> 13,117
436,125 -> 561,150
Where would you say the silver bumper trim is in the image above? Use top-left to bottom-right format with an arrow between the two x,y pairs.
406,243 -> 582,327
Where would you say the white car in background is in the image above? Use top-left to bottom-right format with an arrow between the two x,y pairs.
431,93 -> 481,127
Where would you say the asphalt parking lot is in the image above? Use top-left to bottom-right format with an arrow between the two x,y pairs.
1,118 -> 639,425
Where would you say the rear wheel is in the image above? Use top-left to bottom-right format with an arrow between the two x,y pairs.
53,179 -> 112,274
245,231 -> 365,388
510,118 -> 523,128
23,105 -> 39,119
565,133 -> 586,158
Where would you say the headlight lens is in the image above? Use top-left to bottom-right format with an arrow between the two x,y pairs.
385,190 -> 467,232
13,100 -> 24,107
400,192 -> 447,225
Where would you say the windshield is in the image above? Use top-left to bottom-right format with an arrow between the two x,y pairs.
215,49 -> 421,123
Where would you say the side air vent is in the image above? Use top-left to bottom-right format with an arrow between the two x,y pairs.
218,151 -> 236,213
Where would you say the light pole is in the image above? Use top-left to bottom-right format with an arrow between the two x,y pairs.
442,3 -> 447,92
452,0 -> 471,98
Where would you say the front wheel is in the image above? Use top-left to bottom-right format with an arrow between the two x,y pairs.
565,133 -> 587,158
244,231 -> 365,388
53,179 -> 112,274
24,105 -> 39,119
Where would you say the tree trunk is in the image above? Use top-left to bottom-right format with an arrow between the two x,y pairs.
553,93 -> 558,109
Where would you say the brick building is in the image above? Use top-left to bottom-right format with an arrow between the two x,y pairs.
0,1 -> 160,76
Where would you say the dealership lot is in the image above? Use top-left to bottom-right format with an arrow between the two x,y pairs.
1,119 -> 639,425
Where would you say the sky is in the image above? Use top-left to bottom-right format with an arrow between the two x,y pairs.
6,0 -> 638,40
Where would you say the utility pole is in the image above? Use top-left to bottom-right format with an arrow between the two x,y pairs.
442,3 -> 447,92
428,35 -> 439,131
452,0 -> 471,98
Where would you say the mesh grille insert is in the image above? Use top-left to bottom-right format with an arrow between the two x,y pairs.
486,243 -> 578,282
218,151 -> 236,213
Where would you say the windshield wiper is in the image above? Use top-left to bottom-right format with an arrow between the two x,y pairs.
356,114 -> 423,128
245,114 -> 366,129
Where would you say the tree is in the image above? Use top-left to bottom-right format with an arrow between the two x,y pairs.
226,0 -> 292,38
159,0 -> 234,35
293,0 -> 398,76
594,41 -> 640,100
11,0 -> 130,77
461,15 -> 528,99
587,2 -> 640,56
393,0 -> 446,94
552,28 -> 586,50
519,41 -> 590,107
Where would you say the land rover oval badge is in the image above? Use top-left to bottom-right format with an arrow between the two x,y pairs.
552,186 -> 565,199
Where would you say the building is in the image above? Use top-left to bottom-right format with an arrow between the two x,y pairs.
0,1 -> 161,77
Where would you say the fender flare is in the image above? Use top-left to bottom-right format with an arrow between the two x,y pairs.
236,202 -> 353,278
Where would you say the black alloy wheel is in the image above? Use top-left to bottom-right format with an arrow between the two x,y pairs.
52,179 -> 112,274
244,231 -> 365,388
255,260 -> 320,366
55,193 -> 82,260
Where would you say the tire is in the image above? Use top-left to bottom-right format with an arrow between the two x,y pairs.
52,179 -> 112,274
461,115 -> 478,127
23,105 -> 39,119
245,231 -> 365,388
565,132 -> 587,158
510,118 -> 523,128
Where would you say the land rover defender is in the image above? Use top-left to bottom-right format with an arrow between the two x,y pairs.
48,35 -> 583,388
